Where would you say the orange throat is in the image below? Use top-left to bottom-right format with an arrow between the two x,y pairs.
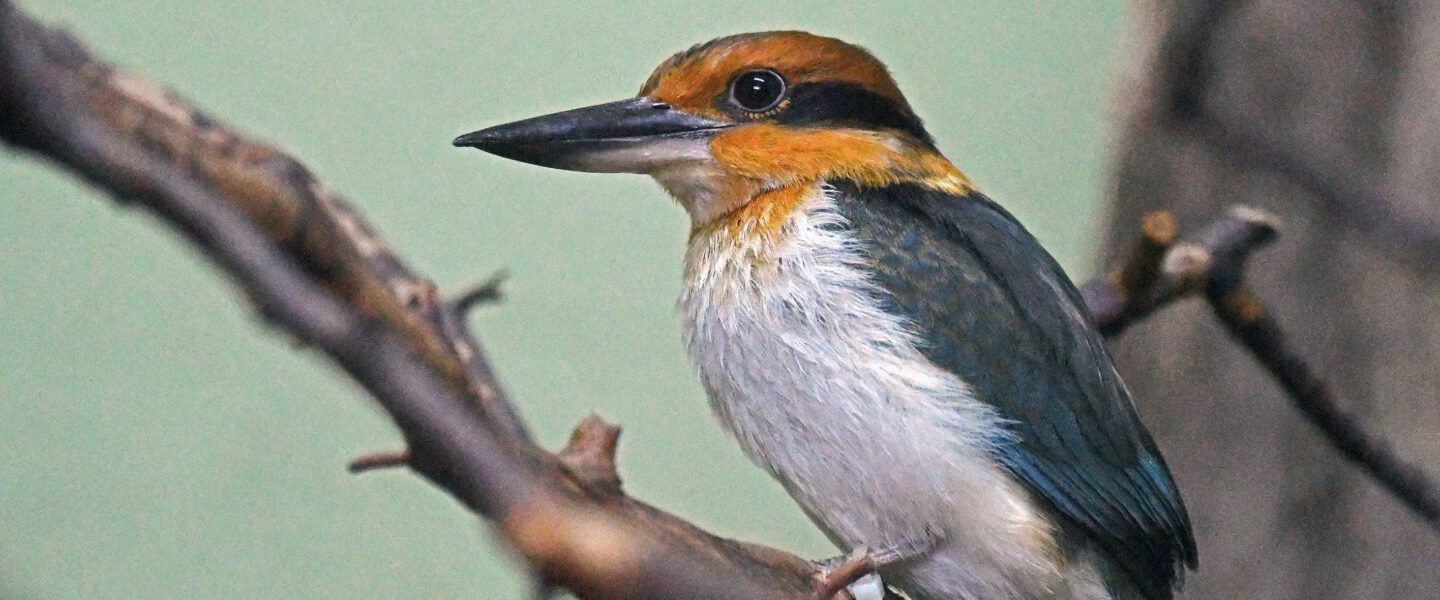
692,184 -> 814,243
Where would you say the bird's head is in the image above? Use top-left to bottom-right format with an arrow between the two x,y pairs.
455,31 -> 970,227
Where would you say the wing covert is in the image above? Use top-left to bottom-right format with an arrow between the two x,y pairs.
828,180 -> 1197,598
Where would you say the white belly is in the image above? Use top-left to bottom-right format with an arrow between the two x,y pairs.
678,184 -> 1108,599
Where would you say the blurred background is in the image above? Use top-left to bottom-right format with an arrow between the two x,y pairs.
0,2 -> 1121,599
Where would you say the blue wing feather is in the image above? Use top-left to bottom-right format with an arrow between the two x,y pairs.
828,180 -> 1197,599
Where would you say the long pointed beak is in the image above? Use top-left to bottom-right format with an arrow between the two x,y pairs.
453,98 -> 732,173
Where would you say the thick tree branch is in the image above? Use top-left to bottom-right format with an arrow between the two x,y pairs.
1084,207 -> 1440,533
0,3 -> 830,599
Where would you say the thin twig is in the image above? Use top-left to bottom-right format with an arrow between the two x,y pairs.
1082,206 -> 1276,335
455,268 -> 509,315
1087,206 -> 1440,535
1204,260 -> 1440,533
1085,211 -> 1185,336
1115,212 -> 1177,300
1138,0 -> 1440,531
348,449 -> 412,474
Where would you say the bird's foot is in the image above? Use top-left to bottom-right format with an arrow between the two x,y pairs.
813,531 -> 941,600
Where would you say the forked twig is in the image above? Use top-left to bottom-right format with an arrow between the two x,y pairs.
1085,207 -> 1440,533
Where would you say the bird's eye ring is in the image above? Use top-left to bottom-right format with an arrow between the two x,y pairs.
728,69 -> 787,113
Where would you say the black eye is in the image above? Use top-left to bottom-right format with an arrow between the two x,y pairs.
729,69 -> 786,112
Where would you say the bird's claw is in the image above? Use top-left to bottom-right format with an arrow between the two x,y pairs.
813,530 -> 942,600
866,527 -> 942,566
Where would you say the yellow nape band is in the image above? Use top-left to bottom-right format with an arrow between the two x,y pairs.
710,123 -> 972,197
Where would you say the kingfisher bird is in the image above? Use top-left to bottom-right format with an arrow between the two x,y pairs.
454,31 -> 1196,600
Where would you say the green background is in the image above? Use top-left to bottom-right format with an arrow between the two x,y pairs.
0,2 -> 1120,598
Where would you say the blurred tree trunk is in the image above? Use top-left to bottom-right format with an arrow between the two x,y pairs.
1103,1 -> 1440,598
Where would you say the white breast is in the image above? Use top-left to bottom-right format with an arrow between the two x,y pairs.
678,183 -> 1105,599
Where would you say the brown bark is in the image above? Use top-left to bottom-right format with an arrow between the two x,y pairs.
0,4 -> 832,599
1104,1 -> 1440,598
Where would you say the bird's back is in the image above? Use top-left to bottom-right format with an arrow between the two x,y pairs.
827,179 -> 1197,598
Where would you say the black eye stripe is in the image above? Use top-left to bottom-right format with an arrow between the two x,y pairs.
774,82 -> 934,147
729,69 -> 787,112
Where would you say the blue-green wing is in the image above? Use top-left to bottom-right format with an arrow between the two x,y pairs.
830,180 -> 1197,598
